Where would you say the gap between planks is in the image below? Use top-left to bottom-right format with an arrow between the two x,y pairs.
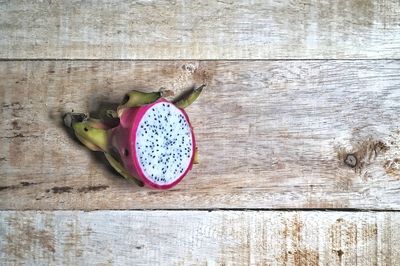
0,59 -> 399,61
1,209 -> 400,212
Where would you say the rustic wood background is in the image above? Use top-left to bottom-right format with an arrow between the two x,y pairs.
1,0 -> 399,265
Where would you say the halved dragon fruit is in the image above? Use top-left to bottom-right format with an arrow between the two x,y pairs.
110,98 -> 196,189
65,85 -> 203,190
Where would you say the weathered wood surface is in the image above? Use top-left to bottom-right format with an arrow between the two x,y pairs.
1,0 -> 399,59
0,211 -> 398,265
1,60 -> 400,210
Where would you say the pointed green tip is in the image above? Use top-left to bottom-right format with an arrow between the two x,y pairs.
195,84 -> 206,92
174,84 -> 205,109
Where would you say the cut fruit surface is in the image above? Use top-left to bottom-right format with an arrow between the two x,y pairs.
134,101 -> 194,187
108,98 -> 197,189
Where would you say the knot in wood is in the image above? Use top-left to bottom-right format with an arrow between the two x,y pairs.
344,154 -> 357,168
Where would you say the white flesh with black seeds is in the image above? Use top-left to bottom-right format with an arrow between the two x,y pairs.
135,102 -> 193,185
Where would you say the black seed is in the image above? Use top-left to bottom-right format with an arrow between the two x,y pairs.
84,127 -> 88,132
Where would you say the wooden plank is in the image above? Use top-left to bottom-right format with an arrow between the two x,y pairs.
1,60 -> 400,210
0,210 -> 399,265
1,1 -> 399,59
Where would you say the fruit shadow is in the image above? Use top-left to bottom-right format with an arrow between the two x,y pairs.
59,100 -> 125,181
87,100 -> 123,179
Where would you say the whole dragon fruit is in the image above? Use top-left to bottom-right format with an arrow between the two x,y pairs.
64,85 -> 204,189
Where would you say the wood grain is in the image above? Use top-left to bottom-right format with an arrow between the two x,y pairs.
1,0 -> 399,59
1,60 -> 400,210
0,210 -> 398,265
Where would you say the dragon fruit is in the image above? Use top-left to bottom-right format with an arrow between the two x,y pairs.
64,85 -> 203,189
109,98 -> 196,189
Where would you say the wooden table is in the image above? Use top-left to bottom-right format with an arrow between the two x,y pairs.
1,1 -> 399,265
